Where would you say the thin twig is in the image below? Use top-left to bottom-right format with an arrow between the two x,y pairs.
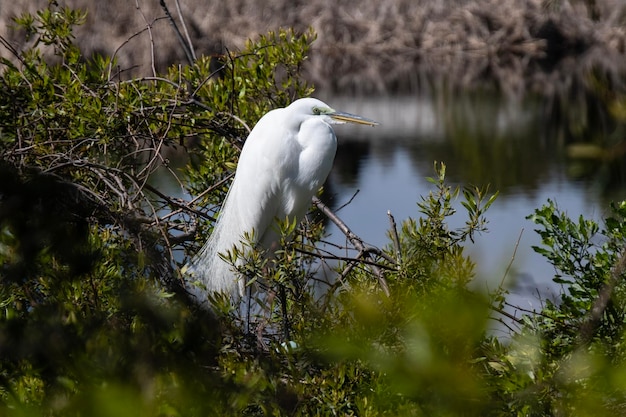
296,248 -> 395,270
216,112 -> 252,134
174,0 -> 196,61
488,316 -> 518,334
192,63 -> 227,98
503,301 -> 575,327
387,210 -> 402,264
489,304 -> 523,325
130,76 -> 182,89
335,189 -> 360,213
313,196 -> 391,296
134,0 -> 157,77
107,20 -> 162,81
143,183 -> 213,221
500,228 -> 524,288
159,0 -> 195,66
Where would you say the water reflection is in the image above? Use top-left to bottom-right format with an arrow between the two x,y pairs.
318,92 -> 623,315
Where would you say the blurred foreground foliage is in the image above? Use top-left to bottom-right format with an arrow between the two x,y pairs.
1,4 -> 626,416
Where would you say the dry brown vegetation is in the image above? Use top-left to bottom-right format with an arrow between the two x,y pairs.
2,0 -> 625,96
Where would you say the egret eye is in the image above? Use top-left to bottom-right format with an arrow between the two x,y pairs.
312,106 -> 323,115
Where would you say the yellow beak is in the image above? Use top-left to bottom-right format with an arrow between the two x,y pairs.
330,111 -> 379,126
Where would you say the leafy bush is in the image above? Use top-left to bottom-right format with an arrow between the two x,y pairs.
2,4 -> 626,417
480,200 -> 626,416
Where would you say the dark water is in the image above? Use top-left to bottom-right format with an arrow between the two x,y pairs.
317,92 -> 626,323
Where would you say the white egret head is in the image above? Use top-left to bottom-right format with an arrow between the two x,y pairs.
283,97 -> 379,129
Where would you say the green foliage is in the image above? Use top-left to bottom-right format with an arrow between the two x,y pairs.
529,200 -> 603,319
197,163 -> 497,416
0,3 -> 315,415
3,3 -> 626,417
395,162 -> 497,294
478,200 -> 626,416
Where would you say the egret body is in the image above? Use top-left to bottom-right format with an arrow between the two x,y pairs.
185,98 -> 377,301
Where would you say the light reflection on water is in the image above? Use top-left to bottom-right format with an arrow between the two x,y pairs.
318,93 -> 619,320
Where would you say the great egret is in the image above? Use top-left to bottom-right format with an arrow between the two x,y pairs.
184,97 -> 378,301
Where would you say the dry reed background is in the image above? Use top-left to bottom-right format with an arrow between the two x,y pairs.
1,0 -> 625,96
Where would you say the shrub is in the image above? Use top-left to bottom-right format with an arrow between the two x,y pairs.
2,4 -> 626,416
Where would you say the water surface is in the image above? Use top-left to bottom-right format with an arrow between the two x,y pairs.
318,93 -> 622,319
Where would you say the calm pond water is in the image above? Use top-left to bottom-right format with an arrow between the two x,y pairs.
316,93 -> 626,323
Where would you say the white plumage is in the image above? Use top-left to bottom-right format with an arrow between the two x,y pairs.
184,97 -> 377,301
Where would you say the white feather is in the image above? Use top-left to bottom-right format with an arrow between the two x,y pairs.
184,98 -> 376,302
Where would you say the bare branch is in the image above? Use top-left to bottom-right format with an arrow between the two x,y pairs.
174,0 -> 196,61
296,248 -> 395,270
489,303 -> 524,326
335,189 -> 360,213
387,210 -> 402,263
159,0 -> 195,66
143,183 -> 214,221
499,228 -> 524,288
313,196 -> 391,296
134,0 -> 158,77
